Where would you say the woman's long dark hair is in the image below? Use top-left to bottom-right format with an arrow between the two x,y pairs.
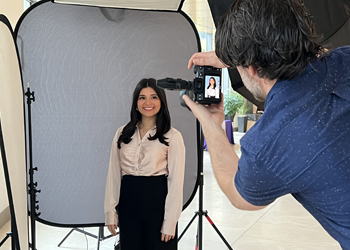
215,0 -> 325,80
207,77 -> 217,89
117,78 -> 171,148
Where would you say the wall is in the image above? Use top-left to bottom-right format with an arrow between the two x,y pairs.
0,0 -> 24,227
0,0 -> 24,28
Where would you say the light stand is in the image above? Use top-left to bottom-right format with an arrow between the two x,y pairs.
178,121 -> 233,250
25,86 -> 41,250
0,117 -> 21,249
57,226 -> 114,250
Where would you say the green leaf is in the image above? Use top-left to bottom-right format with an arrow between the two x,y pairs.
223,90 -> 245,116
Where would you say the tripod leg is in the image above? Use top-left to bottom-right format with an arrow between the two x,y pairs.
198,211 -> 203,250
57,229 -> 75,247
97,227 -> 102,250
74,228 -> 98,239
178,212 -> 198,242
204,213 -> 233,250
58,228 -> 98,247
0,232 -> 11,247
99,226 -> 114,241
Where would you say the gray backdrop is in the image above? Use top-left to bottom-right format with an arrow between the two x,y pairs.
15,0 -> 200,226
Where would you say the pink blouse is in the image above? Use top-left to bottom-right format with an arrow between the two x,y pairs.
104,125 -> 185,235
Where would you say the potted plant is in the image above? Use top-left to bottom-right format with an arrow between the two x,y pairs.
237,100 -> 249,132
224,91 -> 244,122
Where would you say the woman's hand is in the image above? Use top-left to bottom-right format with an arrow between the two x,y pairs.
107,224 -> 118,236
161,233 -> 174,242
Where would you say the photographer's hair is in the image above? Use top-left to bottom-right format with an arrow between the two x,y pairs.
117,78 -> 171,148
215,0 -> 325,80
207,77 -> 217,89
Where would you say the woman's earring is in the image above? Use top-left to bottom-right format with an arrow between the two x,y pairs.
136,107 -> 138,111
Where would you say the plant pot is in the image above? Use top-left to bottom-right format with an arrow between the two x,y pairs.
237,115 -> 248,133
225,114 -> 235,122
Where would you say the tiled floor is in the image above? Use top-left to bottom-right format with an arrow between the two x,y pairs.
0,147 -> 341,250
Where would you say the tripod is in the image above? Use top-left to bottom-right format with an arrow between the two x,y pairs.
178,125 -> 233,250
57,226 -> 114,250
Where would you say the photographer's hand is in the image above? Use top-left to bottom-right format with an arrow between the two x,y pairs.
182,93 -> 225,126
188,51 -> 228,69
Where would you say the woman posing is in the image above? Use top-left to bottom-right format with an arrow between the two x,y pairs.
104,78 -> 185,250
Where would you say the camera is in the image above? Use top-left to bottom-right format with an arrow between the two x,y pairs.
157,65 -> 222,108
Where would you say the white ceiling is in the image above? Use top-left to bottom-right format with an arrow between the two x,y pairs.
53,0 -> 182,10
52,0 -> 216,34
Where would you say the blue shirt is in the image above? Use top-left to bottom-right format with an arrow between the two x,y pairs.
236,46 -> 350,249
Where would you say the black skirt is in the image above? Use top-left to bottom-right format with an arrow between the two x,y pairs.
118,175 -> 177,250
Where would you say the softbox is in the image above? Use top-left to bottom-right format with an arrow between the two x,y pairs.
15,0 -> 200,227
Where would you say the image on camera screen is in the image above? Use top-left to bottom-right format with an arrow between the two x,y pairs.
204,75 -> 221,99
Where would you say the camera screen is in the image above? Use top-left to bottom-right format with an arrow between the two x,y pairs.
204,75 -> 221,99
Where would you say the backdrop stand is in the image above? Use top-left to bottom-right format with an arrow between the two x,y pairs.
25,86 -> 41,250
57,226 -> 114,250
178,124 -> 233,250
0,118 -> 20,250
24,84 -> 115,250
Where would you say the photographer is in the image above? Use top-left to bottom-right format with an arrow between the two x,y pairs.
183,0 -> 350,249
